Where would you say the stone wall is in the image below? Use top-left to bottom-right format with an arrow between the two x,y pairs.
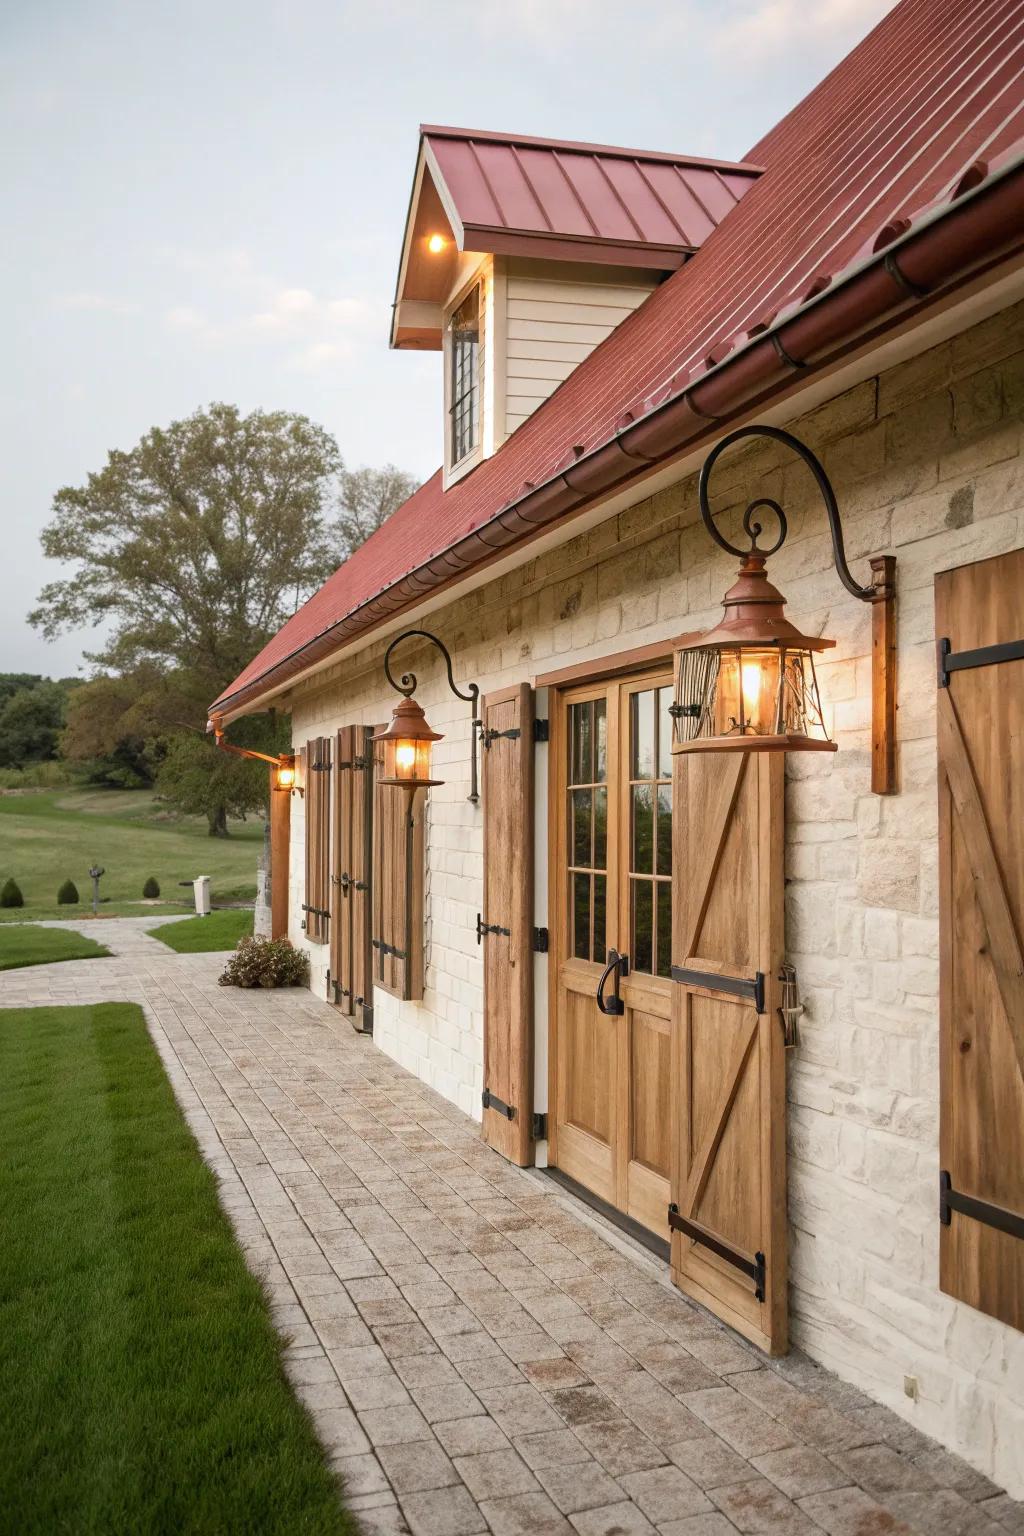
287,300 -> 1024,1495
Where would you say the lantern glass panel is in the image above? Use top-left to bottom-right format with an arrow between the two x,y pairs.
673,643 -> 832,750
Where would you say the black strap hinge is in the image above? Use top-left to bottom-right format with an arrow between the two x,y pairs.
937,634 -> 1024,687
301,903 -> 331,920
940,1171 -> 1024,1241
372,938 -> 407,959
668,1204 -> 766,1301
477,913 -> 511,943
533,718 -> 549,743
481,726 -> 520,748
533,927 -> 549,953
482,1088 -> 516,1120
671,966 -> 765,1015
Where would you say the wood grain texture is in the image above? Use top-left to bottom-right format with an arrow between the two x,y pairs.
670,747 -> 787,1355
481,684 -> 535,1165
304,736 -> 331,946
269,774 -> 290,941
937,548 -> 1024,1332
329,726 -> 375,1028
870,555 -> 898,795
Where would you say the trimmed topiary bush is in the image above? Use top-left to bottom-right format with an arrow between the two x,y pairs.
219,936 -> 309,990
1,878 -> 24,908
57,879 -> 80,905
143,877 -> 161,898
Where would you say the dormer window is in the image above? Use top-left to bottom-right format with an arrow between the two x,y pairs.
449,284 -> 480,466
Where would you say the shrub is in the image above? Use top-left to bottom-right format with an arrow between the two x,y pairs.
219,936 -> 309,990
57,879 -> 79,905
1,878 -> 24,908
143,877 -> 160,898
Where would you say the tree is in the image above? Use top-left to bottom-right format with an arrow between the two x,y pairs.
0,681 -> 68,767
330,464 -> 419,562
30,402 -> 343,681
154,714 -> 289,838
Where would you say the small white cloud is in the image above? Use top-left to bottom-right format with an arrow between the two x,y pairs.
289,341 -> 349,372
164,305 -> 205,330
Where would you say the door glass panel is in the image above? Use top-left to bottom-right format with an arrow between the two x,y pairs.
658,686 -> 674,778
631,690 -> 655,779
572,789 -> 592,866
594,787 -> 608,867
594,875 -> 607,958
573,873 -> 591,960
572,702 -> 593,784
656,882 -> 672,978
656,786 -> 672,877
568,695 -> 607,964
632,880 -> 654,974
594,699 -> 607,783
632,783 -> 654,874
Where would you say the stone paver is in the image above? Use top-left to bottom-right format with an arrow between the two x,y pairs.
4,918 -> 1022,1536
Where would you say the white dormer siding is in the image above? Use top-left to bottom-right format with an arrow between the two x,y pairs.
501,259 -> 659,438
441,255 -> 660,485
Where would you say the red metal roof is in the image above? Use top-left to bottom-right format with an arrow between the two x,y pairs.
423,126 -> 761,262
214,0 -> 1024,717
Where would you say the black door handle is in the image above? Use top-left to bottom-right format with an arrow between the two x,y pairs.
596,948 -> 629,1015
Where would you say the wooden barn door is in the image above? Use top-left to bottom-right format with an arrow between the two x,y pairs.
550,671 -> 674,1237
480,685 -> 535,1164
670,748 -> 787,1354
331,725 -> 374,1033
937,549 -> 1024,1332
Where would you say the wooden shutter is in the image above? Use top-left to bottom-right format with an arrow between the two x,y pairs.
303,735 -> 331,945
480,685 -> 535,1164
669,746 -> 787,1355
371,735 -> 425,1001
331,725 -> 374,1032
937,549 -> 1024,1332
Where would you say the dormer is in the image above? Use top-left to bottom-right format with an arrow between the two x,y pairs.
391,126 -> 761,486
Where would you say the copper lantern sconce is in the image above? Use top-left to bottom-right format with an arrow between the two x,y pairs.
211,724 -> 301,795
673,425 -> 897,793
374,629 -> 481,802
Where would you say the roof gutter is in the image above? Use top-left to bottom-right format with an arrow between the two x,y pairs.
211,150 -> 1024,721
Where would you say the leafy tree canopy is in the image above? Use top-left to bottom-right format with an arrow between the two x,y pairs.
331,464 -> 419,563
0,681 -> 69,767
30,402 -> 343,681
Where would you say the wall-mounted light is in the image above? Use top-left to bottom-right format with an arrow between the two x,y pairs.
427,233 -> 447,254
673,426 -> 897,792
210,724 -> 303,796
376,629 -> 481,802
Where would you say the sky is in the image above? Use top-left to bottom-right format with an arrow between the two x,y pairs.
1,0 -> 895,677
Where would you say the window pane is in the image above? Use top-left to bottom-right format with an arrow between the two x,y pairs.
656,785 -> 672,877
593,787 -> 607,870
631,690 -> 655,779
571,702 -> 592,785
593,875 -> 607,960
594,699 -> 607,783
632,880 -> 654,974
573,873 -> 591,960
632,783 -> 654,874
658,687 -> 674,778
656,882 -> 673,978
572,789 -> 592,868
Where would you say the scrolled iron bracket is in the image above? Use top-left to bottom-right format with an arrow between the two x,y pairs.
382,629 -> 482,804
697,424 -> 892,603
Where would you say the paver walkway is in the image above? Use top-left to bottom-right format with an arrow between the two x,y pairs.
3,919 -> 1022,1536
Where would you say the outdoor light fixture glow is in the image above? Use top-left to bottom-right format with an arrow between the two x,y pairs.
378,629 -> 482,802
373,696 -> 444,792
427,233 -> 446,253
673,425 -> 896,774
274,758 -> 297,792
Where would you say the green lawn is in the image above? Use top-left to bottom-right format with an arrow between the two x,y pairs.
149,908 -> 254,952
0,1004 -> 355,1535
0,788 -> 262,922
0,925 -> 111,970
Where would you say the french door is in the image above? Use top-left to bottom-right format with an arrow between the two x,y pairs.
550,669 -> 675,1237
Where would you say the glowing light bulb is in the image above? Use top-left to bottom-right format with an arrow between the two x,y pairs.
741,659 -> 763,722
395,742 -> 417,771
427,234 -> 446,254
276,765 -> 295,789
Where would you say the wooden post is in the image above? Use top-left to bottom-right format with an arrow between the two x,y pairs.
270,776 -> 291,940
870,554 -> 897,796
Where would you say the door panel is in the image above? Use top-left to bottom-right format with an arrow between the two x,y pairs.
551,670 -> 673,1237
